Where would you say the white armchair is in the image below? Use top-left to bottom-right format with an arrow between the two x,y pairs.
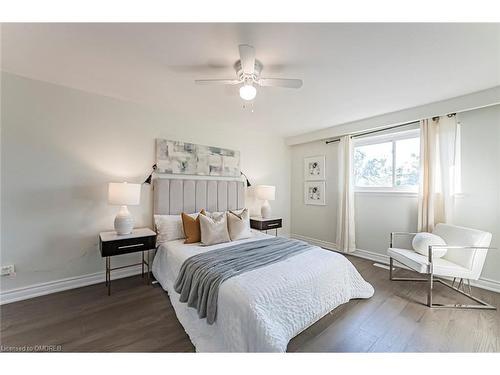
387,223 -> 495,310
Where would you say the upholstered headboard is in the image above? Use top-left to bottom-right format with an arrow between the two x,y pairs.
153,178 -> 246,215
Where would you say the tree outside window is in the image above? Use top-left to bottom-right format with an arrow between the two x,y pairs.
354,131 -> 420,191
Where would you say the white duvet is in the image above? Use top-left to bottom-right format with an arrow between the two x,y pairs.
152,232 -> 374,352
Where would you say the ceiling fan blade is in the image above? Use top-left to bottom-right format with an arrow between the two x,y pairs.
195,79 -> 241,85
258,78 -> 303,89
239,44 -> 255,75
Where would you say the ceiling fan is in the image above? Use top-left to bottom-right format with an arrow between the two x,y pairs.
195,44 -> 303,101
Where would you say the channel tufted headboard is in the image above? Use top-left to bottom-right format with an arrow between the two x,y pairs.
153,178 -> 246,215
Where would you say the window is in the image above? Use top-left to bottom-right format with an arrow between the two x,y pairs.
354,129 -> 420,192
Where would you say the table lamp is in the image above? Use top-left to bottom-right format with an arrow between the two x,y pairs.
108,182 -> 141,235
255,185 -> 275,219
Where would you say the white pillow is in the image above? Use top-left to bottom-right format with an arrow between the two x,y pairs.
412,232 -> 447,258
199,212 -> 231,246
227,208 -> 252,241
154,213 -> 198,245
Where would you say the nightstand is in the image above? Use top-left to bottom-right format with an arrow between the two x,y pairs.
250,217 -> 282,236
99,228 -> 157,295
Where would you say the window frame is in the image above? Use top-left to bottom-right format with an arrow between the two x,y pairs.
353,128 -> 420,194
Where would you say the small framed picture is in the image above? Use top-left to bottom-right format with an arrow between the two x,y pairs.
304,155 -> 325,180
304,181 -> 326,205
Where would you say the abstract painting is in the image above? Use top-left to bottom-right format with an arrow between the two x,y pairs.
304,155 -> 325,180
156,139 -> 240,177
304,181 -> 326,205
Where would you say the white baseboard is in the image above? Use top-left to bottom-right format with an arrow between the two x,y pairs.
290,233 -> 337,251
351,248 -> 389,264
291,233 -> 500,294
0,265 -> 143,305
467,277 -> 500,294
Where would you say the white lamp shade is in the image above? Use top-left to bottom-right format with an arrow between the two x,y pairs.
108,182 -> 141,206
255,185 -> 276,201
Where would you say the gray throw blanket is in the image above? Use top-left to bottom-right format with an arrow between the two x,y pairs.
174,237 -> 311,324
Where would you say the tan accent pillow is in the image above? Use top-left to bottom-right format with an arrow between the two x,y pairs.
181,209 -> 206,244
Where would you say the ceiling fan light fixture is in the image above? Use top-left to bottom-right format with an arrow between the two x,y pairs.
194,45 -> 303,100
239,84 -> 257,101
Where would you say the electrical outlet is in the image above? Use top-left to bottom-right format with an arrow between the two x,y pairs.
1,265 -> 15,276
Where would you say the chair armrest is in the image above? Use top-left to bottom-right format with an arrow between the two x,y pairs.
429,245 -> 496,250
427,245 -> 496,263
390,232 -> 418,247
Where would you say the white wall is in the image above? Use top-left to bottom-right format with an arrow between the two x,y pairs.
354,193 -> 418,252
0,73 -> 291,294
290,104 -> 500,286
290,141 -> 418,252
290,140 -> 338,244
454,105 -> 500,281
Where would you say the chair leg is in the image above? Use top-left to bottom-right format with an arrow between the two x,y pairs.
429,278 -> 496,310
427,271 -> 433,307
388,259 -> 495,310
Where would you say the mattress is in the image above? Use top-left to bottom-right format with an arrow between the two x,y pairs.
152,231 -> 374,352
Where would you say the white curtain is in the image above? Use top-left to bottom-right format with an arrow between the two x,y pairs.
336,135 -> 356,252
418,115 -> 461,232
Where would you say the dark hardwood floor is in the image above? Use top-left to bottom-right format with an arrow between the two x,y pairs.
1,255 -> 499,352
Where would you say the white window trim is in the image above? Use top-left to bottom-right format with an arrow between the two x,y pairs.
353,128 -> 420,193
355,190 -> 419,197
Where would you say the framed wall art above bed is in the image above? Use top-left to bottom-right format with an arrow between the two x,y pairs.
156,139 -> 241,177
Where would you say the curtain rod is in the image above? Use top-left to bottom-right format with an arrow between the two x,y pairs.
325,113 -> 456,145
325,120 -> 418,144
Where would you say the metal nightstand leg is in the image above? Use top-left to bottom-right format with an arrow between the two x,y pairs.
263,229 -> 278,236
141,251 -> 145,278
107,256 -> 111,296
105,257 -> 108,287
147,249 -> 151,283
141,250 -> 151,284
104,250 -> 155,295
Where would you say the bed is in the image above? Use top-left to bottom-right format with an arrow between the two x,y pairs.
151,178 -> 374,352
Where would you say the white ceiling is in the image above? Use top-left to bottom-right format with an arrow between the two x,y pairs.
2,23 -> 499,137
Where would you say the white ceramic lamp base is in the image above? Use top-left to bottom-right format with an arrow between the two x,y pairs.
114,205 -> 134,235
261,200 -> 272,219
